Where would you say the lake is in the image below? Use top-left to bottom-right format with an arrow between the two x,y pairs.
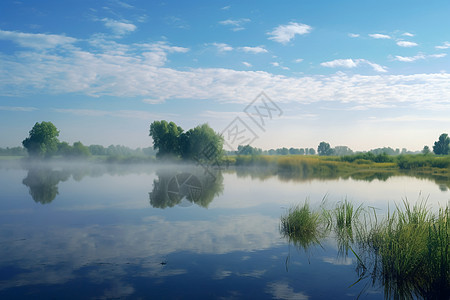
0,161 -> 448,299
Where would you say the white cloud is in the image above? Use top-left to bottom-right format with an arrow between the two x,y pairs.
369,33 -> 391,39
268,22 -> 312,44
436,41 -> 450,49
271,62 -> 280,67
212,42 -> 233,52
394,54 -> 425,62
294,58 -> 303,63
239,46 -> 268,54
0,29 -> 76,49
394,53 -> 446,62
218,18 -> 250,31
101,18 -> 136,36
429,53 -> 447,58
242,61 -> 252,67
321,59 -> 358,69
221,6 -> 231,10
53,108 -> 164,120
2,30 -> 450,110
402,32 -> 414,37
397,40 -> 418,47
320,58 -> 387,73
348,33 -> 360,38
0,106 -> 37,112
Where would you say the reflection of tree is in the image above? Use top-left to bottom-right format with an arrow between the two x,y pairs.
22,168 -> 70,204
149,167 -> 224,208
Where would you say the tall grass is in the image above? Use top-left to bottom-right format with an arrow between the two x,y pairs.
280,202 -> 325,251
282,198 -> 449,298
356,200 -> 449,299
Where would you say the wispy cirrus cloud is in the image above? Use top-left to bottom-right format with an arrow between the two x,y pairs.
2,29 -> 450,111
0,106 -> 38,112
53,108 -> 166,120
268,22 -> 312,44
218,18 -> 250,31
394,53 -> 446,62
402,32 -> 414,37
321,58 -> 387,73
397,40 -> 418,47
369,33 -> 391,39
239,46 -> 268,54
242,61 -> 252,67
101,18 -> 136,36
348,33 -> 360,38
211,42 -> 233,52
0,29 -> 76,49
435,41 -> 450,49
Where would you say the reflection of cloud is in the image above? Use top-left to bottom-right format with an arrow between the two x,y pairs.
101,282 -> 135,299
238,269 -> 266,278
0,214 -> 281,291
266,281 -> 309,300
323,256 -> 353,265
214,269 -> 233,280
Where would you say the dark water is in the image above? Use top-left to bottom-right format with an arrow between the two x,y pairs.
0,162 -> 448,299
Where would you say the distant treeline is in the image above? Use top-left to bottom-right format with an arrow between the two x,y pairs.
231,144 -> 420,157
0,144 -> 157,157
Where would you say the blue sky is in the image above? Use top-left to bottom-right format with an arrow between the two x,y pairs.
1,0 -> 449,151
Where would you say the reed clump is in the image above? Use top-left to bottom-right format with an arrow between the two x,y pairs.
280,202 -> 325,250
358,200 -> 449,299
282,198 -> 449,298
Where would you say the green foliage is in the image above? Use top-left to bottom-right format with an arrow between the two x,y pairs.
317,141 -> 333,156
149,120 -> 184,158
280,202 -> 325,250
237,144 -> 263,155
358,200 -> 449,299
180,123 -> 224,162
0,146 -> 27,156
22,121 -> 60,158
282,198 -> 449,298
433,133 -> 450,155
396,154 -> 450,169
340,152 -> 394,163
422,145 -> 431,155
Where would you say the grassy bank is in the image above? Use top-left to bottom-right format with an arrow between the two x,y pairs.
232,154 -> 449,174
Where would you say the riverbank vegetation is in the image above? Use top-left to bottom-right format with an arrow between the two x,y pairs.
281,199 -> 449,299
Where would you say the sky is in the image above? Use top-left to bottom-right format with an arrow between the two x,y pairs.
0,0 -> 449,151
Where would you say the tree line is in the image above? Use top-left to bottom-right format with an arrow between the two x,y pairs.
19,121 -> 156,158
15,121 -> 450,159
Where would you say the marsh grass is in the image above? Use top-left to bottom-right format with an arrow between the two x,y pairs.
356,200 -> 449,299
282,197 -> 449,298
280,202 -> 325,251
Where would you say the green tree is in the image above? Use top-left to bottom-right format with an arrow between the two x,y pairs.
433,133 -> 449,155
422,145 -> 431,155
22,121 -> 60,157
317,142 -> 333,156
180,123 -> 224,162
149,121 -> 184,158
71,141 -> 91,157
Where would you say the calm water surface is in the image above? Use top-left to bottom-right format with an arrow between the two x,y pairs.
0,161 -> 448,299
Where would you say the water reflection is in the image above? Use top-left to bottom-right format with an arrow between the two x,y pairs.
22,168 -> 70,204
149,168 -> 224,208
233,166 -> 450,190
